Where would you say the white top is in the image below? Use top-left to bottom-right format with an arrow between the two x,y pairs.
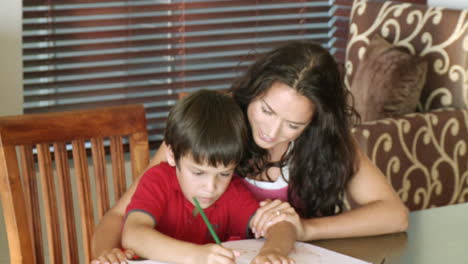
243,142 -> 293,189
243,165 -> 289,189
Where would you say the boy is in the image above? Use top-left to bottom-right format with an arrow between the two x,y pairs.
122,90 -> 295,264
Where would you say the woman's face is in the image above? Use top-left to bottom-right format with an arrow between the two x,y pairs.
247,81 -> 315,150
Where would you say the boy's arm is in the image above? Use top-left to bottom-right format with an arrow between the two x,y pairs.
91,143 -> 169,260
122,211 -> 238,264
252,221 -> 296,263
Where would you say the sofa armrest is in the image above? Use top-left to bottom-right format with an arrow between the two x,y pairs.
352,108 -> 468,210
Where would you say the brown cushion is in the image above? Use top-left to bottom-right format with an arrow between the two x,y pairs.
350,35 -> 428,122
345,0 -> 468,111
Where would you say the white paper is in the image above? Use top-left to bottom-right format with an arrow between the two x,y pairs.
127,239 -> 370,264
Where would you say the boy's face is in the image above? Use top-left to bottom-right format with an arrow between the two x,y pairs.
173,154 -> 236,209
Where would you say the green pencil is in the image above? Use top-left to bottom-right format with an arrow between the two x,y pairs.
193,197 -> 221,244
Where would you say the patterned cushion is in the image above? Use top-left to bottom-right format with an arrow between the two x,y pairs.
345,0 -> 468,111
352,108 -> 468,210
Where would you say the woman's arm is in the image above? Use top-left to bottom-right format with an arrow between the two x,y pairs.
91,142 -> 169,261
251,148 -> 408,241
122,212 -> 238,264
301,149 -> 408,240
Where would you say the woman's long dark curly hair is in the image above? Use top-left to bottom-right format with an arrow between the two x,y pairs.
231,41 -> 360,218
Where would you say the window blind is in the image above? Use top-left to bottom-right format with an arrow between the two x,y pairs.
23,0 -> 337,143
332,0 -> 352,63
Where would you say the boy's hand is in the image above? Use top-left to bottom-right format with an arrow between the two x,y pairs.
251,247 -> 295,264
90,248 -> 135,264
190,244 -> 240,264
251,200 -> 305,240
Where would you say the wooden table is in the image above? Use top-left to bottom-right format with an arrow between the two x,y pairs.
312,203 -> 468,264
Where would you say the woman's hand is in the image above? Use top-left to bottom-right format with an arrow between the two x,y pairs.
250,200 -> 305,241
191,244 -> 240,264
90,248 -> 135,264
251,247 -> 295,264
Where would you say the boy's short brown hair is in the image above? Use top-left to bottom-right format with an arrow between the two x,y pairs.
164,89 -> 247,167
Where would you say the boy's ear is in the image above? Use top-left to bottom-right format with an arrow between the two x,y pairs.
165,145 -> 176,167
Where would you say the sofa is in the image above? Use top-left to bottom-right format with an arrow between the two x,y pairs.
346,0 -> 467,211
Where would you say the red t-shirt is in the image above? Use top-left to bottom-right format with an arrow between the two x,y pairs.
125,162 -> 259,244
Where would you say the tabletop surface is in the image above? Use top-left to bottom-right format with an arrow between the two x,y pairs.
312,203 -> 468,264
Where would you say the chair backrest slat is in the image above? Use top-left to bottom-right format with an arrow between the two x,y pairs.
37,143 -> 63,264
91,137 -> 110,218
130,132 -> 151,180
18,145 -> 34,217
19,145 -> 43,264
54,142 -> 79,263
72,138 -> 94,263
0,104 -> 150,264
0,145 -> 35,263
110,135 -> 126,201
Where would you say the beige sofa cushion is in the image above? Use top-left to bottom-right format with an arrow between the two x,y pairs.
351,35 -> 427,122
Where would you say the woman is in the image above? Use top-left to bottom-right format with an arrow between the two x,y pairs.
91,41 -> 408,264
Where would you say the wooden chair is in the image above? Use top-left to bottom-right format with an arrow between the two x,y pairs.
0,104 -> 150,264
